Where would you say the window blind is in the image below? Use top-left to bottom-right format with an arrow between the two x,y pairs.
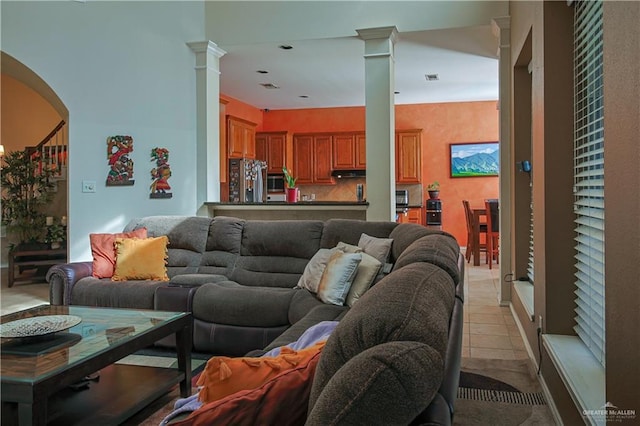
527,61 -> 534,284
573,0 -> 605,366
527,60 -> 534,285
527,194 -> 534,283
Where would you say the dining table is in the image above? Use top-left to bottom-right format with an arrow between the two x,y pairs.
471,207 -> 487,266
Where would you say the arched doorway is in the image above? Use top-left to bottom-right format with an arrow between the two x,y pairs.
1,52 -> 69,270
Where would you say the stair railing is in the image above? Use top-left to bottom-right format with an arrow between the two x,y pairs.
26,120 -> 67,180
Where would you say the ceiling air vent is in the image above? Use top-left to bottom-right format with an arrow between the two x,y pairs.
260,83 -> 280,89
425,74 -> 439,82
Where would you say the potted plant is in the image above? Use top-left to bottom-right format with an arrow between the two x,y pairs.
46,223 -> 67,249
282,166 -> 298,203
1,150 -> 55,251
426,181 -> 440,199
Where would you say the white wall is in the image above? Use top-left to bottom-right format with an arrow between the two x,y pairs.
1,1 -> 206,261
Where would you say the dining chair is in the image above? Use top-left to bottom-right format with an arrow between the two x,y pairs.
462,200 -> 487,264
484,199 -> 500,269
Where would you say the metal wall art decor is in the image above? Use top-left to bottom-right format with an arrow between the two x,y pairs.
106,135 -> 135,186
150,147 -> 172,199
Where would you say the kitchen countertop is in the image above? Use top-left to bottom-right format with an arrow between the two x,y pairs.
206,201 -> 368,206
205,201 -> 368,220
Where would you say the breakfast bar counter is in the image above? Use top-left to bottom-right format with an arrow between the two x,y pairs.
205,202 -> 368,221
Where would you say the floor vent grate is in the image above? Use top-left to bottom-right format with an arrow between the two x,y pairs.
457,387 -> 546,405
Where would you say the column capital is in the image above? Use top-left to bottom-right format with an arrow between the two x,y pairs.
491,16 -> 511,38
492,17 -> 511,54
187,40 -> 227,58
356,26 -> 398,44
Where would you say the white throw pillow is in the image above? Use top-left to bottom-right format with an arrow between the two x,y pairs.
336,241 -> 363,254
296,247 -> 340,293
316,251 -> 362,305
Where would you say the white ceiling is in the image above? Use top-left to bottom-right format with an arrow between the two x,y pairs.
207,1 -> 507,110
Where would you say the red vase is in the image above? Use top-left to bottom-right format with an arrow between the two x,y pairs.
286,187 -> 298,203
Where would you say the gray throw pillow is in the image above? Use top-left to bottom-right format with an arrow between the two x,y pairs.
345,251 -> 381,307
358,233 -> 393,264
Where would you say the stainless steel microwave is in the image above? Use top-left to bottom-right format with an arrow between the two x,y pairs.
266,174 -> 285,193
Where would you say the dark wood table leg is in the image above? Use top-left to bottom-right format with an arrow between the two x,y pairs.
175,321 -> 193,398
8,251 -> 15,288
18,398 -> 47,426
472,212 -> 480,266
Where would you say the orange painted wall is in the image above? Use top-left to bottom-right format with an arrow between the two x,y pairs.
259,101 -> 498,245
221,94 -> 263,127
397,101 -> 499,245
260,106 -> 365,133
1,73 -> 62,152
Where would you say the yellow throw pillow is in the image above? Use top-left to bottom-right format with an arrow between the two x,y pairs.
112,236 -> 169,281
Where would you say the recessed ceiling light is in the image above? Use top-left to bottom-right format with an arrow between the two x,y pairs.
260,83 -> 280,89
299,95 -> 309,98
279,45 -> 293,50
256,70 -> 269,74
425,74 -> 439,82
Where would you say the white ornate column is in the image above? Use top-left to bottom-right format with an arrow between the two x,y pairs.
357,26 -> 398,222
492,17 -> 512,305
188,41 -> 226,212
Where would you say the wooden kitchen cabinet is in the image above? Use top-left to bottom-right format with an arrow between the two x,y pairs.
396,130 -> 422,183
293,135 -> 314,183
219,99 -> 229,201
332,134 -> 356,169
219,99 -> 229,183
355,133 -> 367,169
227,116 -> 256,159
255,135 -> 266,164
332,132 -> 366,170
315,136 -> 334,183
293,134 -> 334,184
397,207 -> 423,224
256,131 -> 287,173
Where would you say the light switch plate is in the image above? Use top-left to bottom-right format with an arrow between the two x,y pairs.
82,180 -> 96,193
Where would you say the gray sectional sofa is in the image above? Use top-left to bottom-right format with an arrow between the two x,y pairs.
47,216 -> 464,425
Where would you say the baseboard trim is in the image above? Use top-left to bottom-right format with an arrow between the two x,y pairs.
509,302 -> 563,425
538,368 -> 565,426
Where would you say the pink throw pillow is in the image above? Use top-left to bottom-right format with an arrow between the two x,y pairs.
90,228 -> 147,278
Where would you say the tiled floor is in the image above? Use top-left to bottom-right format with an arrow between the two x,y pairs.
0,267 -> 50,315
463,258 -> 529,360
1,260 -> 529,363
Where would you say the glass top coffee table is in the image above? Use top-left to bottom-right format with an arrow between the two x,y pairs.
1,305 -> 192,426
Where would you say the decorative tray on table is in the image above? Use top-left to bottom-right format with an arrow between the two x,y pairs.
0,315 -> 82,338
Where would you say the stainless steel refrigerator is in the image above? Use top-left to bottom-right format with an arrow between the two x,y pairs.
228,158 -> 267,203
